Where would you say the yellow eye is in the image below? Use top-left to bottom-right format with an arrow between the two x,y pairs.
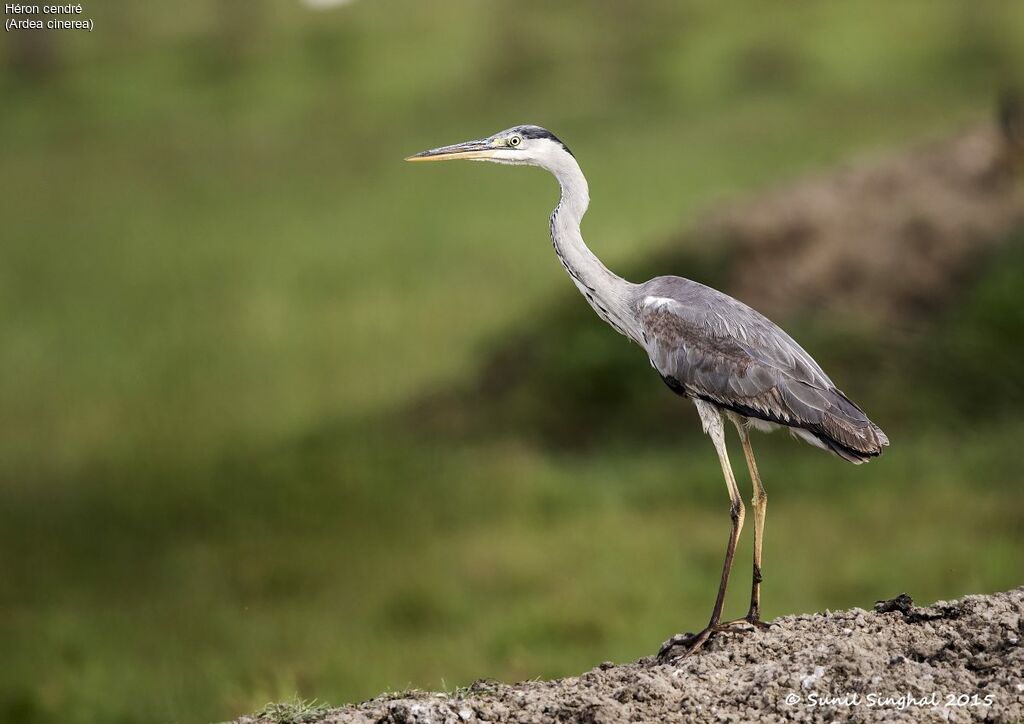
508,135 -> 522,147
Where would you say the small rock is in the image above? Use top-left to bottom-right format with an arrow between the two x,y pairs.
800,666 -> 826,690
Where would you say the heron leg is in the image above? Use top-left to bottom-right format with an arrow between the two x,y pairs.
734,420 -> 769,626
658,400 -> 745,661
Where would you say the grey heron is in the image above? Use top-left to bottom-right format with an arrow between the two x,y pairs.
406,125 -> 889,660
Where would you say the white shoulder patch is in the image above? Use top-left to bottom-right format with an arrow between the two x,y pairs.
642,295 -> 677,312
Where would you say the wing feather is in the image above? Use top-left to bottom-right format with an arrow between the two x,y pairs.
638,277 -> 887,460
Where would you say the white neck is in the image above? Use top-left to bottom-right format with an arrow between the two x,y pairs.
543,150 -> 639,341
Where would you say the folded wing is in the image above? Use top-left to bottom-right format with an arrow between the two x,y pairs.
639,278 -> 888,462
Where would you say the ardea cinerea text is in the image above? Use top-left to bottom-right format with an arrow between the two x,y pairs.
406,125 -> 889,660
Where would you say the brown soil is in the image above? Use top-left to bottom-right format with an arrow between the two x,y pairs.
238,588 -> 1024,724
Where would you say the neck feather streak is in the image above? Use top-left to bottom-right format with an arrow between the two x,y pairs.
546,154 -> 638,341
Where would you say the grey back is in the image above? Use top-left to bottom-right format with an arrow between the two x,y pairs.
636,276 -> 888,460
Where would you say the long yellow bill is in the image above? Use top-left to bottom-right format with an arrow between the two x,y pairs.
405,139 -> 497,162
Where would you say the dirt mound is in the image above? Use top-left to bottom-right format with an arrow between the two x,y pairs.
239,588 -> 1024,724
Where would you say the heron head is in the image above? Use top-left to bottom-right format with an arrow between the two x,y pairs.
405,125 -> 573,168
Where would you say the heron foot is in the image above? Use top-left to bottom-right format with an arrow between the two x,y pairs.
657,616 -> 773,662
656,627 -> 716,663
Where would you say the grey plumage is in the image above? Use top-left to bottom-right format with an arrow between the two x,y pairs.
637,276 -> 888,463
407,124 -> 890,658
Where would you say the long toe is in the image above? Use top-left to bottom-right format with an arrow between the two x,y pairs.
657,632 -> 695,661
714,618 -> 758,633
715,616 -> 772,633
657,627 -> 714,663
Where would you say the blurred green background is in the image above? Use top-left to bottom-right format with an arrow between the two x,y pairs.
2,1 -> 1023,722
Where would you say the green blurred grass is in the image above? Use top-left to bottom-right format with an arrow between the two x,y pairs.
1,2 -> 1023,722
